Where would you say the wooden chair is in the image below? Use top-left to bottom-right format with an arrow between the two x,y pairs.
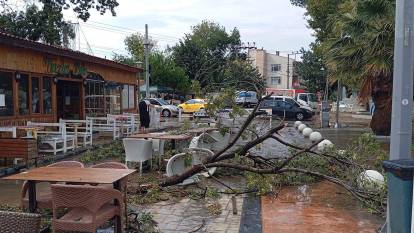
60,119 -> 93,147
21,161 -> 84,210
0,211 -> 41,233
86,116 -> 120,140
27,122 -> 75,155
51,184 -> 123,233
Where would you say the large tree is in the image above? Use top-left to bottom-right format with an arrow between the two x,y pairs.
172,20 -> 241,88
295,45 -> 326,93
149,52 -> 191,94
1,0 -> 118,21
0,3 -> 75,46
292,0 -> 395,135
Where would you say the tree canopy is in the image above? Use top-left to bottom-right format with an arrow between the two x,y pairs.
172,20 -> 242,88
1,0 -> 119,21
0,3 -> 75,46
292,0 -> 395,135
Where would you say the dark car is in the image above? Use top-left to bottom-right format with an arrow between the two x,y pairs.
259,99 -> 314,120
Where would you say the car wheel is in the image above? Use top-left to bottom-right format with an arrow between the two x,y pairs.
162,109 -> 171,117
296,112 -> 305,120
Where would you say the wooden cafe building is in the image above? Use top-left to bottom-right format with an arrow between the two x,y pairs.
0,32 -> 142,126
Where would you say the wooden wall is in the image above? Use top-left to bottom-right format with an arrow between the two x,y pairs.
0,45 -> 138,85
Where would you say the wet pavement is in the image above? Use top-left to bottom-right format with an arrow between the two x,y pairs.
0,119 -> 386,233
261,181 -> 384,233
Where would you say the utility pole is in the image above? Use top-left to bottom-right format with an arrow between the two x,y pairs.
335,79 -> 340,128
385,0 -> 414,232
287,54 -> 290,89
144,24 -> 150,98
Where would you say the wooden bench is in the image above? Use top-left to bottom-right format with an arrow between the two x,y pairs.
0,138 -> 38,168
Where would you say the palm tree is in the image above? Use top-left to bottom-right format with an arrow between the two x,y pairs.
324,0 -> 395,135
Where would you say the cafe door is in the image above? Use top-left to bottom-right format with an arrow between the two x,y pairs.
57,80 -> 82,119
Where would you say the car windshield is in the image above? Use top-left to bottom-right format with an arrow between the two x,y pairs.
308,94 -> 317,102
238,92 -> 252,98
156,99 -> 169,105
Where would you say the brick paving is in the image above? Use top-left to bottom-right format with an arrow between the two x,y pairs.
133,194 -> 243,233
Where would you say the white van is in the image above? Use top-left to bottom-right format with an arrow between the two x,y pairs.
236,91 -> 258,107
296,93 -> 318,110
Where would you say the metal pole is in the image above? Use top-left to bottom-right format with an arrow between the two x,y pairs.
386,1 -> 414,232
144,24 -> 150,98
335,79 -> 340,128
390,0 -> 414,160
287,54 -> 290,89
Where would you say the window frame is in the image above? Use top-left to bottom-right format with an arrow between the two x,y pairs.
0,71 -> 15,117
270,76 -> 281,85
271,64 -> 281,72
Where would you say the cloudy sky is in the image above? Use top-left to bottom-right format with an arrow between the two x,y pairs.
63,0 -> 314,59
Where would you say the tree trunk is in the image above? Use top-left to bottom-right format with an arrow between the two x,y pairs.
370,75 -> 392,136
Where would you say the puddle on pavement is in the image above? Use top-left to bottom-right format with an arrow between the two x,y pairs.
262,181 -> 384,233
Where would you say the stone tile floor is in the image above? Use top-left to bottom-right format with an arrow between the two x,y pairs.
133,194 -> 244,233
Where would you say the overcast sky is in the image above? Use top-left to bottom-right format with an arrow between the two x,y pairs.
63,0 -> 314,59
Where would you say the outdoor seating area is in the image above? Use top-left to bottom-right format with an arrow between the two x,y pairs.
3,160 -> 135,233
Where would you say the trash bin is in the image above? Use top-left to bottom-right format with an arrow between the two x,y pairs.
320,101 -> 330,128
383,159 -> 414,233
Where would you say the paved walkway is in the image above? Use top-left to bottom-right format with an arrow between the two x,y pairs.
134,194 -> 243,233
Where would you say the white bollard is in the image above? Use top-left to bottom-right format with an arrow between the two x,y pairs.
317,139 -> 333,151
310,132 -> 323,142
358,170 -> 385,190
294,121 -> 302,128
298,124 -> 307,132
178,108 -> 182,123
302,128 -> 313,137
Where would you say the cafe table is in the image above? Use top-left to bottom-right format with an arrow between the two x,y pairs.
3,167 -> 136,233
127,133 -> 192,149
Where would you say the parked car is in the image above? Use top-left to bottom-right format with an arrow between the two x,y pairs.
178,99 -> 207,113
236,91 -> 258,107
264,95 -> 314,112
144,98 -> 180,117
259,99 -> 314,120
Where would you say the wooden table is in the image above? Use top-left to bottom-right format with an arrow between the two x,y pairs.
187,127 -> 218,134
3,167 -> 136,233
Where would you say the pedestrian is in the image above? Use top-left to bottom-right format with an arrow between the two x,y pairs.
139,99 -> 150,133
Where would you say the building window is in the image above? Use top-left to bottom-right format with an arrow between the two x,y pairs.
105,84 -> 121,115
271,77 -> 281,85
271,64 -> 281,72
122,84 -> 135,110
85,81 -> 105,116
0,72 -> 14,116
31,77 -> 40,113
43,77 -> 52,114
18,74 -> 30,115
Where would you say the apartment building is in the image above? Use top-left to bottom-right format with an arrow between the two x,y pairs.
247,48 -> 298,90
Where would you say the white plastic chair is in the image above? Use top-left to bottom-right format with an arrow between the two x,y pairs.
187,147 -> 216,177
209,131 -> 231,152
151,139 -> 165,167
122,138 -> 153,175
166,153 -> 198,185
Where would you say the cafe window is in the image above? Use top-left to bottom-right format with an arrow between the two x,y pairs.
105,83 -> 121,115
122,84 -> 135,110
0,72 -> 13,116
43,77 -> 52,114
85,81 -> 105,116
18,74 -> 29,115
31,77 -> 40,113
